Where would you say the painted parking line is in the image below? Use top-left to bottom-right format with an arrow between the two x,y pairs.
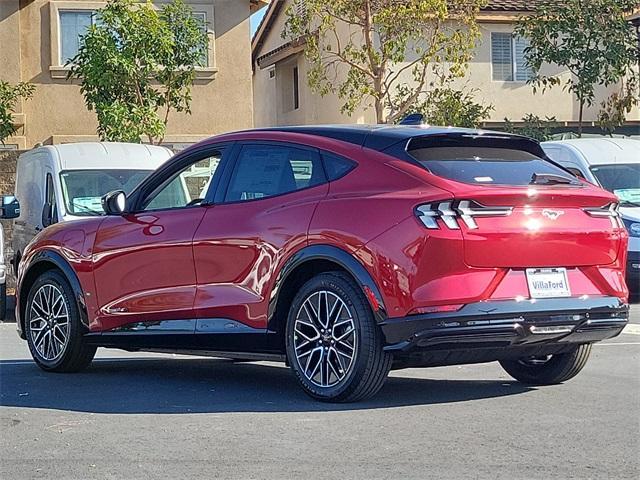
623,324 -> 640,335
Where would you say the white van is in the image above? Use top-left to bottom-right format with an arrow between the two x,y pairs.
0,142 -> 172,277
542,138 -> 640,295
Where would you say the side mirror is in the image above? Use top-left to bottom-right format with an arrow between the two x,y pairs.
102,190 -> 127,215
0,195 -> 20,220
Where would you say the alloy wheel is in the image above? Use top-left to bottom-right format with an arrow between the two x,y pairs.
293,290 -> 357,388
28,283 -> 69,361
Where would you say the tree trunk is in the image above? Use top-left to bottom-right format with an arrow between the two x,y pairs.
577,99 -> 584,138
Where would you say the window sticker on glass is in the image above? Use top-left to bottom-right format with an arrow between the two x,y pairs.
474,176 -> 494,183
614,188 -> 640,203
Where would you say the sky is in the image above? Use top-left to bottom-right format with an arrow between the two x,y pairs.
250,9 -> 267,37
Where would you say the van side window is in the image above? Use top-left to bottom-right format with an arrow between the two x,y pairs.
44,173 -> 58,225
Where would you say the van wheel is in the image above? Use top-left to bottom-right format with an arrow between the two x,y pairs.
499,344 -> 591,385
286,272 -> 392,402
0,282 -> 6,321
25,270 -> 96,372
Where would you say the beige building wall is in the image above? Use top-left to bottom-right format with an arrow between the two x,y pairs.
252,3 -> 639,129
1,0 -> 261,149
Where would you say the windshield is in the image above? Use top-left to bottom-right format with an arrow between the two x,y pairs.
60,169 -> 152,216
590,164 -> 640,207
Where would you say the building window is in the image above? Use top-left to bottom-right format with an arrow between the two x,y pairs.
60,10 -> 95,64
491,32 -> 533,82
293,66 -> 299,110
192,11 -> 209,67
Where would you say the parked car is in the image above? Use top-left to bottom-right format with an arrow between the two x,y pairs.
542,138 -> 639,295
8,142 -> 172,277
0,221 -> 6,320
6,126 -> 629,402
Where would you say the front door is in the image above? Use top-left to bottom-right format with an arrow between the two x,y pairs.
92,146 -> 227,331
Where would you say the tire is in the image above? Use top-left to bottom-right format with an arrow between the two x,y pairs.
24,270 -> 96,372
0,282 -> 6,321
499,344 -> 592,385
285,271 -> 392,402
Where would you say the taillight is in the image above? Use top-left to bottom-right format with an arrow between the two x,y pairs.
415,200 -> 513,230
583,203 -> 623,228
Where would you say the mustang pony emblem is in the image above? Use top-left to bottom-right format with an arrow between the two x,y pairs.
542,209 -> 564,220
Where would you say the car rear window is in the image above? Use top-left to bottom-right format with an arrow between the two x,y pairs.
406,136 -> 579,186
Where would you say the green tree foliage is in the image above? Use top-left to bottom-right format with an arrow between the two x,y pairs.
69,0 -> 208,144
283,0 -> 484,124
503,114 -> 558,142
516,0 -> 639,137
0,81 -> 35,145
597,75 -> 639,136
409,87 -> 493,128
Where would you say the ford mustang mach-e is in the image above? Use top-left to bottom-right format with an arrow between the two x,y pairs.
11,125 -> 629,402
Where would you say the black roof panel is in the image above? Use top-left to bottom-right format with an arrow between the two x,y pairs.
257,124 -> 527,152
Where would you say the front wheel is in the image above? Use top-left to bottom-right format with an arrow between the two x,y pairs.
25,270 -> 96,372
499,344 -> 592,385
286,272 -> 392,402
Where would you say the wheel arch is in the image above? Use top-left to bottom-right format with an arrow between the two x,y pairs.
267,245 -> 387,351
18,250 -> 88,337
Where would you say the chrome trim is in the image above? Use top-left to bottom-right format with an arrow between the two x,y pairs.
456,200 -> 513,229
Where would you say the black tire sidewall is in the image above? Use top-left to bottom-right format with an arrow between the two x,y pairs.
24,270 -> 86,371
285,272 -> 380,401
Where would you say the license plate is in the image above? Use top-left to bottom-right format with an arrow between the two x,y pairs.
526,268 -> 571,298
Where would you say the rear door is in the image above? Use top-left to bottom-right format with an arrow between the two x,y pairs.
92,145 -> 228,331
405,135 -> 626,269
192,142 -> 329,331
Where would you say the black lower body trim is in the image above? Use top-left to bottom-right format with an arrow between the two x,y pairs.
381,296 -> 628,353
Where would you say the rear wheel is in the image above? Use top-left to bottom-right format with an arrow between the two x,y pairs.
25,270 -> 96,372
499,344 -> 591,385
286,272 -> 392,402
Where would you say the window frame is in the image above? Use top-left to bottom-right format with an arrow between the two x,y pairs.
49,1 -> 217,80
216,141 -> 327,205
490,31 -> 533,83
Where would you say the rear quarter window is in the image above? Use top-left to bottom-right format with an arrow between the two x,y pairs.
407,136 -> 579,186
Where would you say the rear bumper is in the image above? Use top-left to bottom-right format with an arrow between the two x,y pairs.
381,296 -> 628,352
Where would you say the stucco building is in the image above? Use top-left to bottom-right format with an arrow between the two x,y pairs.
0,0 -> 268,150
252,0 -> 640,134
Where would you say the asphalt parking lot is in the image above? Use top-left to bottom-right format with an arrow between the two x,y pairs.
1,304 -> 638,480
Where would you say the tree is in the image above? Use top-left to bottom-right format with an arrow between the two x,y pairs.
0,81 -> 35,145
516,0 -> 639,137
503,114 -> 558,142
283,0 -> 484,124
69,0 -> 208,144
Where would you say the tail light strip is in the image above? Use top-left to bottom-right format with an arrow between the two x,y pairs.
416,200 -> 513,230
583,203 -> 623,228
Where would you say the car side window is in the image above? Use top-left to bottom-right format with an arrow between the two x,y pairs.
224,145 -> 324,202
44,173 -> 58,225
322,153 -> 356,181
141,150 -> 223,211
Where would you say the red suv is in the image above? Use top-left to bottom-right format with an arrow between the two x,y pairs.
14,126 -> 629,402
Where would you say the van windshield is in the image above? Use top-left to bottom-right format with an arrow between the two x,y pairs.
60,169 -> 151,216
590,164 -> 640,207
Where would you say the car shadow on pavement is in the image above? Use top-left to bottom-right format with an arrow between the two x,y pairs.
0,357 -> 534,413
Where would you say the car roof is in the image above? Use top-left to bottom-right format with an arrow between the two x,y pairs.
257,124 -> 528,151
542,138 -> 640,165
26,142 -> 173,171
